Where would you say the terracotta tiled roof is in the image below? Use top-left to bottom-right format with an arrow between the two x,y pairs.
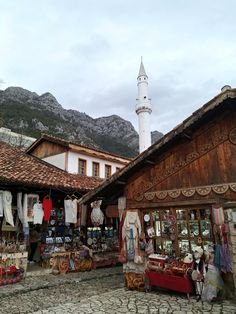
0,141 -> 103,192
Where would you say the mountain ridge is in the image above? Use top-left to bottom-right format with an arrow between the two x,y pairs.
0,86 -> 163,157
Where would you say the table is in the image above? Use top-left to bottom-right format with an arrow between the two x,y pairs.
145,270 -> 194,298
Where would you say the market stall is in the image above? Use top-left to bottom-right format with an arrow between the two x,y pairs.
0,141 -> 102,282
82,201 -> 120,269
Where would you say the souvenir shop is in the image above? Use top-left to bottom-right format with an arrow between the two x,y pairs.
0,188 -> 95,281
79,88 -> 236,300
0,189 -> 121,279
0,140 -> 103,283
79,201 -> 120,269
119,204 -> 234,301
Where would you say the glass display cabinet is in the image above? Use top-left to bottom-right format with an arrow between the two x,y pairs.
143,207 -> 214,256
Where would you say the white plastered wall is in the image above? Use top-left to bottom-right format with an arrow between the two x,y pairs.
43,152 -> 66,170
67,151 -> 125,178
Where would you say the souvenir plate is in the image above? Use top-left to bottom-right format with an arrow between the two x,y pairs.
87,238 -> 93,245
144,214 -> 150,222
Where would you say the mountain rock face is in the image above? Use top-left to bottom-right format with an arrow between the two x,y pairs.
0,87 -> 163,157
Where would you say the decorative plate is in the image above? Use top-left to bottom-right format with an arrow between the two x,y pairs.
144,214 -> 150,222
93,238 -> 97,244
50,220 -> 55,225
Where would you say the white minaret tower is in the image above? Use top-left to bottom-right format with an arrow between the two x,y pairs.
136,58 -> 152,153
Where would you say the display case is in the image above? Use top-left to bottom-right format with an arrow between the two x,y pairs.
143,207 -> 214,256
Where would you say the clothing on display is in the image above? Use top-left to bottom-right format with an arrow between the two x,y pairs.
122,211 -> 141,241
64,199 -> 77,224
43,196 -> 52,221
33,202 -> 44,225
3,191 -> 14,227
22,194 -> 29,227
201,248 -> 224,303
90,200 -> 104,226
17,192 -> 25,225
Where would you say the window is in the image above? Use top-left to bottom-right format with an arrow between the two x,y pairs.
92,162 -> 100,177
78,158 -> 87,175
105,164 -> 112,178
143,207 -> 213,257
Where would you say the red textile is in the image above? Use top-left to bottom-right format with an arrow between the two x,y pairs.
43,197 -> 52,221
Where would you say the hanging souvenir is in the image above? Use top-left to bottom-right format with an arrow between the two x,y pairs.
147,226 -> 155,238
90,200 -> 104,226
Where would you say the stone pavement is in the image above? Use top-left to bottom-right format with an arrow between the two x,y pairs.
0,266 -> 235,314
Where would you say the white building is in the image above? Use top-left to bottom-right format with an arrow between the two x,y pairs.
136,59 -> 152,153
26,134 -> 131,179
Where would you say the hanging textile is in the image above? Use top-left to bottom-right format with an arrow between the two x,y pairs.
220,224 -> 232,273
90,200 -> 104,226
127,228 -> 135,262
23,193 -> 29,227
33,202 -> 44,224
43,196 -> 52,222
17,192 -> 24,225
0,191 -> 4,217
3,191 -> 14,226
64,199 -> 77,224
214,225 -> 221,269
212,207 -> 224,225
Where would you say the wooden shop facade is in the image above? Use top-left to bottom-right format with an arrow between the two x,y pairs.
79,87 -> 236,297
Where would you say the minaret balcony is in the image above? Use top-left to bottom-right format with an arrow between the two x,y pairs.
136,106 -> 152,114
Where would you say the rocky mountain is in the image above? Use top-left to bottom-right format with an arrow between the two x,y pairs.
0,87 -> 163,157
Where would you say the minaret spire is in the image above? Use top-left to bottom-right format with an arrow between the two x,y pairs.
136,58 -> 152,153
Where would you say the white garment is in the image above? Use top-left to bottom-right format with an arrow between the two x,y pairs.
64,199 -> 77,224
17,192 -> 24,224
33,202 -> 44,224
3,191 -> 14,226
22,194 -> 29,227
122,211 -> 141,240
0,191 -> 4,217
90,200 -> 104,226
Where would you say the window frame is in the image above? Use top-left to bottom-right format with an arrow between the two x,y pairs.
105,164 -> 112,178
92,161 -> 100,177
78,158 -> 87,175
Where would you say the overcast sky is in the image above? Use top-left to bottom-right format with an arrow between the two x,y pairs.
1,0 -> 235,134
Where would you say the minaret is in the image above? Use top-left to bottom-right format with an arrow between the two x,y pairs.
136,58 -> 152,153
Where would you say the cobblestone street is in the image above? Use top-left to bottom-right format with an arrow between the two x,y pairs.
0,267 -> 235,314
